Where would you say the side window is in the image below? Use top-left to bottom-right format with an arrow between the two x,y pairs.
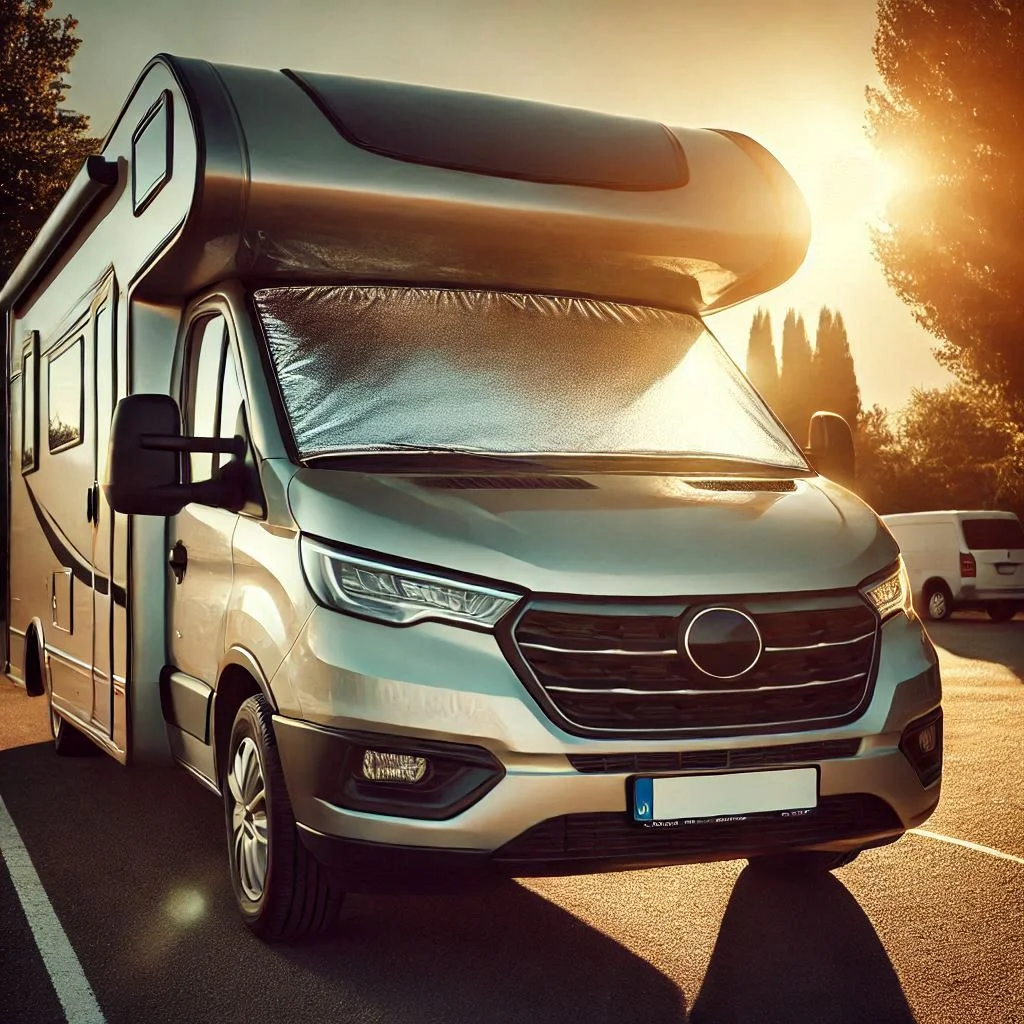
187,315 -> 227,482
95,306 -> 112,477
217,345 -> 245,473
20,336 -> 38,472
47,338 -> 84,453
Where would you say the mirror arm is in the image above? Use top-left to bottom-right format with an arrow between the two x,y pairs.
141,433 -> 245,458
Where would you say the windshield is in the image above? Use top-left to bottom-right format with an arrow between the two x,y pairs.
253,285 -> 807,470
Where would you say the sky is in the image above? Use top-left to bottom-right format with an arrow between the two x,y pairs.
58,0 -> 953,412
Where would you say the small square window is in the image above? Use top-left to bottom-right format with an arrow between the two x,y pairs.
132,91 -> 172,214
48,338 -> 84,453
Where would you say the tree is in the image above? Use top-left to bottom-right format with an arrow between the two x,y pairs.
0,0 -> 96,283
813,308 -> 861,427
745,308 -> 779,409
854,387 -> 1024,517
867,0 -> 1024,419
776,309 -> 814,440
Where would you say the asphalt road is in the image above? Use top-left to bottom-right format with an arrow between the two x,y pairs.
1,615 -> 1022,1024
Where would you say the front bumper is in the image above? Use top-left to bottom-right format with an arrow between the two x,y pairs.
270,608 -> 941,888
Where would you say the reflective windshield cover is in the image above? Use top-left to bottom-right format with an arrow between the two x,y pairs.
253,285 -> 807,469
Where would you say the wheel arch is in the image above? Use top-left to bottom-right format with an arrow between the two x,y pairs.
23,617 -> 48,697
212,647 -> 277,785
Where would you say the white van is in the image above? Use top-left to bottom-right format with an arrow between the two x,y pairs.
882,511 -> 1024,621
3,55 -> 943,941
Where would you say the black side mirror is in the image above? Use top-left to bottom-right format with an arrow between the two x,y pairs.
806,411 -> 855,488
103,394 -> 246,516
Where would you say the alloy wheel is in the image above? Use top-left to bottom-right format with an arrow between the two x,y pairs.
928,590 -> 948,620
229,736 -> 270,902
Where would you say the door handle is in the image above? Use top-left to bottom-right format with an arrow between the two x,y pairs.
86,484 -> 100,524
169,540 -> 188,585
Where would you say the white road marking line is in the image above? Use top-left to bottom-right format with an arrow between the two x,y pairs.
910,828 -> 1024,866
0,794 -> 106,1023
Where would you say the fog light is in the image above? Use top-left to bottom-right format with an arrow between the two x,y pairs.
899,708 -> 943,787
361,749 -> 428,783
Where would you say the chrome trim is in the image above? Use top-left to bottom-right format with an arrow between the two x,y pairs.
44,644 -> 91,673
764,631 -> 875,653
546,672 -> 867,697
508,595 -> 882,736
9,626 -> 27,637
178,759 -> 221,796
519,641 -> 677,656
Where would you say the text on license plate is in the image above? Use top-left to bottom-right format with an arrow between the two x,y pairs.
633,767 -> 818,823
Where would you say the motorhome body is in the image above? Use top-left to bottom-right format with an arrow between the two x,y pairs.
2,55 -> 941,939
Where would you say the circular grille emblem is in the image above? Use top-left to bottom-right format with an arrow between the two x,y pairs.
683,608 -> 762,679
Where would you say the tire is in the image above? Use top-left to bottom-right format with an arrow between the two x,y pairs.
747,849 -> 862,874
223,694 -> 344,940
923,582 -> 952,621
987,604 -> 1017,623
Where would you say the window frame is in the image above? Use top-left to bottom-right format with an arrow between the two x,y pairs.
20,332 -> 39,474
46,335 -> 86,455
183,313 -> 227,483
132,90 -> 173,215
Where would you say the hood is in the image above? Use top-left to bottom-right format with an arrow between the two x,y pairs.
287,469 -> 897,597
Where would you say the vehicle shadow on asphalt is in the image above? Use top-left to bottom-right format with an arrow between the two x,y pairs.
0,740 -> 687,1023
927,617 -> 1024,677
0,738 -> 914,1024
291,883 -> 690,1023
689,865 -> 915,1024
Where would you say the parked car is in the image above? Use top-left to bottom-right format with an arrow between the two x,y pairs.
882,511 -> 1024,621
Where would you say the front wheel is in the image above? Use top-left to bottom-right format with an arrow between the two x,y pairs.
747,849 -> 862,874
223,694 -> 344,940
987,604 -> 1017,623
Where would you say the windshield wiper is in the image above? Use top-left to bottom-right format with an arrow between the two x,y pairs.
304,446 -> 812,477
304,445 -> 559,472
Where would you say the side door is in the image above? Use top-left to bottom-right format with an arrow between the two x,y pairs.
89,284 -> 119,736
43,321 -> 95,722
166,311 -> 241,688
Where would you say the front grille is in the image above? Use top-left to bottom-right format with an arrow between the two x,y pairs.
494,794 -> 902,866
507,593 -> 878,737
568,737 -> 861,775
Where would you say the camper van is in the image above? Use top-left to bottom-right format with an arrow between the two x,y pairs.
2,55 -> 942,940
882,511 -> 1024,621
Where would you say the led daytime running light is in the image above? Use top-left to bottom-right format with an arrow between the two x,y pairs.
863,560 -> 913,621
301,538 -> 520,628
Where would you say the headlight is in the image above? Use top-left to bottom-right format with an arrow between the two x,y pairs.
862,559 -> 915,621
300,537 -> 521,628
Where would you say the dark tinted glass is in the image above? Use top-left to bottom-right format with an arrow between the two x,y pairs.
962,518 -> 1024,550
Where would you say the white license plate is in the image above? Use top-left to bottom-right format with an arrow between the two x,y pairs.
633,767 -> 818,823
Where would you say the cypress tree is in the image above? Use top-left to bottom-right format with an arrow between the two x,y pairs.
745,308 -> 779,408
778,309 -> 814,439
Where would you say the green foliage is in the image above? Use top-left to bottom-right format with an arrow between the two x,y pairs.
867,0 -> 1024,418
744,308 -> 779,407
0,0 -> 97,283
855,386 -> 1024,517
